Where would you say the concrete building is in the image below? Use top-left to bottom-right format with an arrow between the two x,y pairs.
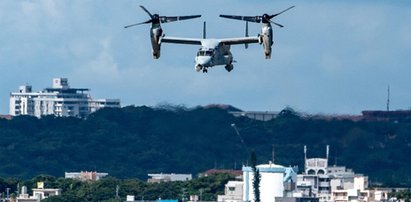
16,183 -> 61,202
218,181 -> 244,202
294,145 -> 388,202
65,171 -> 108,181
295,146 -> 331,202
276,197 -> 319,202
9,78 -> 120,118
147,173 -> 192,183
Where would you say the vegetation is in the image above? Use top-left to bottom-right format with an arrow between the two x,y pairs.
0,173 -> 233,202
0,105 -> 410,187
251,151 -> 260,202
389,189 -> 411,202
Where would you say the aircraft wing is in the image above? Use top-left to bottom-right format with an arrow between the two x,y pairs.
161,36 -> 202,45
220,36 -> 260,45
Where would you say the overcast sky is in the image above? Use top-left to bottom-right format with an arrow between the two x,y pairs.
1,0 -> 410,115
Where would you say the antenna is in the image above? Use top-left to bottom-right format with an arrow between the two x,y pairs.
272,144 -> 275,163
231,123 -> 249,153
326,145 -> 329,161
304,145 -> 307,172
387,85 -> 390,111
203,21 -> 206,39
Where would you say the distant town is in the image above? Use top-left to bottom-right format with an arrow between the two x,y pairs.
5,145 -> 407,202
1,78 -> 410,202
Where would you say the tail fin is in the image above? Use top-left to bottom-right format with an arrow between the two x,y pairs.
245,21 -> 249,49
203,21 -> 207,39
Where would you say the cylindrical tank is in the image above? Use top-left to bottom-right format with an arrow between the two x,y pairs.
243,162 -> 285,202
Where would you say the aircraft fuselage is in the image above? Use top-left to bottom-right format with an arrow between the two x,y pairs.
194,40 -> 234,73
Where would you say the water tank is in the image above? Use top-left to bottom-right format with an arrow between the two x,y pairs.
126,195 -> 135,202
243,162 -> 286,202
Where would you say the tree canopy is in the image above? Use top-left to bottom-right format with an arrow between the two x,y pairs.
0,105 -> 410,186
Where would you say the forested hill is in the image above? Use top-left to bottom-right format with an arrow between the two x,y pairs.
0,105 -> 410,186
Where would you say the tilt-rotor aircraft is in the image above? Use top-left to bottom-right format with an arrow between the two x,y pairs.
220,6 -> 295,59
160,21 -> 260,73
125,6 -> 260,73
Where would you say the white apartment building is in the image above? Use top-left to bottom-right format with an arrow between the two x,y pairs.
294,146 -> 388,202
10,78 -> 120,118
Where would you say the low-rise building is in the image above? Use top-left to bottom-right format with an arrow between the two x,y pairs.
229,111 -> 279,121
16,182 -> 60,202
217,181 -> 243,202
147,173 -> 192,183
65,171 -> 108,181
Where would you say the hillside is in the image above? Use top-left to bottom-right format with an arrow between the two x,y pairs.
0,105 -> 410,186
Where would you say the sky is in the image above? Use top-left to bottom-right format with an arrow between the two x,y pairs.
0,0 -> 410,115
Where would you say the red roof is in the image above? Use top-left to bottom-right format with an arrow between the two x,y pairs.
203,169 -> 243,177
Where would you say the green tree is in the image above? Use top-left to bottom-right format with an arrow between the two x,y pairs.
251,151 -> 261,202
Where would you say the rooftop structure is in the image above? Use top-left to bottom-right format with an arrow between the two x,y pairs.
0,114 -> 13,120
9,78 -> 120,118
361,110 -> 411,121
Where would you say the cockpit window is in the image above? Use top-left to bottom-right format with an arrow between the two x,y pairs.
197,50 -> 214,56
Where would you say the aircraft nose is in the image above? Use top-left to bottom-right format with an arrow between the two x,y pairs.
197,56 -> 212,67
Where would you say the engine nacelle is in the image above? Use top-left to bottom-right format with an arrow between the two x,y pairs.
150,27 -> 163,59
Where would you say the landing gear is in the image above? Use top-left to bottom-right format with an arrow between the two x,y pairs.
225,64 -> 234,72
203,68 -> 208,73
195,65 -> 202,72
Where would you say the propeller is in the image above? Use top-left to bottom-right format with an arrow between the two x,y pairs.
124,5 -> 201,28
220,6 -> 295,28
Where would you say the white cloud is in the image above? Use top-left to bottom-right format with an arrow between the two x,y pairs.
74,38 -> 120,82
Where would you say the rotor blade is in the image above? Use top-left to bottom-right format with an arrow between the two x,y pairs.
270,21 -> 284,28
270,6 -> 295,19
124,19 -> 152,28
159,15 -> 201,23
219,15 -> 261,23
139,5 -> 154,19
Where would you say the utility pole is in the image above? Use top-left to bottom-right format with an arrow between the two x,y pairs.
272,144 -> 275,163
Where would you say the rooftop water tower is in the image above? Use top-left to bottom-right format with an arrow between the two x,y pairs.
243,162 -> 289,202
